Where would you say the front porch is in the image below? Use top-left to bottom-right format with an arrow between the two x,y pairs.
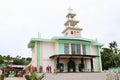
50,54 -> 99,73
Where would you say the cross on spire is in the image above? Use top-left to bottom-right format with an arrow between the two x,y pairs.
68,8 -> 73,13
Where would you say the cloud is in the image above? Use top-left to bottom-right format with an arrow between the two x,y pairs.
0,0 -> 120,57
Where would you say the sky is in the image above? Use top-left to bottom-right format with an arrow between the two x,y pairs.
0,0 -> 120,57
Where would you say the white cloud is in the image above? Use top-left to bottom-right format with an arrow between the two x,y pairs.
0,0 -> 120,57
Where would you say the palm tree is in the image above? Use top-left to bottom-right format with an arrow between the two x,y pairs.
101,41 -> 120,70
109,41 -> 118,54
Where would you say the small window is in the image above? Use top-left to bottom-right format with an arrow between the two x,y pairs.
64,43 -> 69,54
71,44 -> 81,54
71,44 -> 76,54
82,45 -> 86,55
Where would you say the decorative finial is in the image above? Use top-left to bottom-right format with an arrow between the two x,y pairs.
68,7 -> 73,13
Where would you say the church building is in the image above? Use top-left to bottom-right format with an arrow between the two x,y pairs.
28,10 -> 103,73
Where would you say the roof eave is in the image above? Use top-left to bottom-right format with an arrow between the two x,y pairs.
93,43 -> 104,47
52,36 -> 95,42
28,38 -> 54,48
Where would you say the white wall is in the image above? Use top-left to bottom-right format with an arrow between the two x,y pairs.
54,41 -> 59,54
41,42 -> 54,59
42,59 -> 55,72
93,58 -> 98,71
31,42 -> 37,67
85,59 -> 91,71
40,42 -> 55,72
90,45 -> 96,55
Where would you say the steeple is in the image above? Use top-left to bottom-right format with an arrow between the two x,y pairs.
64,8 -> 79,28
62,9 -> 82,37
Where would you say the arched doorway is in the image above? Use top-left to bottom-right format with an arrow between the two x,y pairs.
67,58 -> 76,72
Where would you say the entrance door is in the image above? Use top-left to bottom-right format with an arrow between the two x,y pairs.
59,63 -> 64,72
67,58 -> 76,72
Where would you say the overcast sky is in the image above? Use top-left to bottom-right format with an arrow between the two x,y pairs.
0,0 -> 120,57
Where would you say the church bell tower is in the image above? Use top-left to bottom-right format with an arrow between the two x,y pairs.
62,9 -> 82,37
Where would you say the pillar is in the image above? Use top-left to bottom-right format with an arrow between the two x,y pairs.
90,58 -> 94,71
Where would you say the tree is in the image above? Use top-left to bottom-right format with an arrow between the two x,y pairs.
101,48 -> 112,70
26,57 -> 32,62
0,55 -> 31,66
109,41 -> 119,55
13,59 -> 23,65
0,55 -> 4,65
101,41 -> 120,70
4,55 -> 13,66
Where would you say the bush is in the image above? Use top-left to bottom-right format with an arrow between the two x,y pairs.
25,75 -> 30,80
25,71 -> 45,80
0,75 -> 4,80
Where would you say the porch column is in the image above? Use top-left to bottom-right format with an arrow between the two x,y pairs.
81,58 -> 85,71
90,58 -> 94,71
56,57 -> 60,69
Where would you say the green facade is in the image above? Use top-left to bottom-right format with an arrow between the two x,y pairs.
58,43 -> 64,54
37,41 -> 40,72
58,40 -> 91,44
86,44 -> 90,55
58,40 -> 91,54
28,36 -> 103,72
96,46 -> 101,71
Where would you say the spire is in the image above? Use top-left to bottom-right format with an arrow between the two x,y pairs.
64,8 -> 79,28
68,8 -> 73,13
62,9 -> 82,37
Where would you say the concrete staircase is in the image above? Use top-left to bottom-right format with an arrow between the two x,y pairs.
38,72 -> 106,80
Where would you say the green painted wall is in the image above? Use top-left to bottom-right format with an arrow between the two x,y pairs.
58,40 -> 91,44
58,43 -> 64,54
86,44 -> 90,55
96,46 -> 101,71
37,41 -> 40,72
58,40 -> 91,54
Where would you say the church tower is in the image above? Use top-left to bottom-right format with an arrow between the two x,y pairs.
62,9 -> 82,37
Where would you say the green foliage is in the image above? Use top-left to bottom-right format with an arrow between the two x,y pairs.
26,57 -> 32,62
0,75 -> 4,80
0,55 -> 4,65
0,55 -> 31,66
81,68 -> 85,72
28,71 -> 45,80
70,68 -> 73,72
101,41 -> 120,70
13,56 -> 31,65
13,58 -> 24,65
